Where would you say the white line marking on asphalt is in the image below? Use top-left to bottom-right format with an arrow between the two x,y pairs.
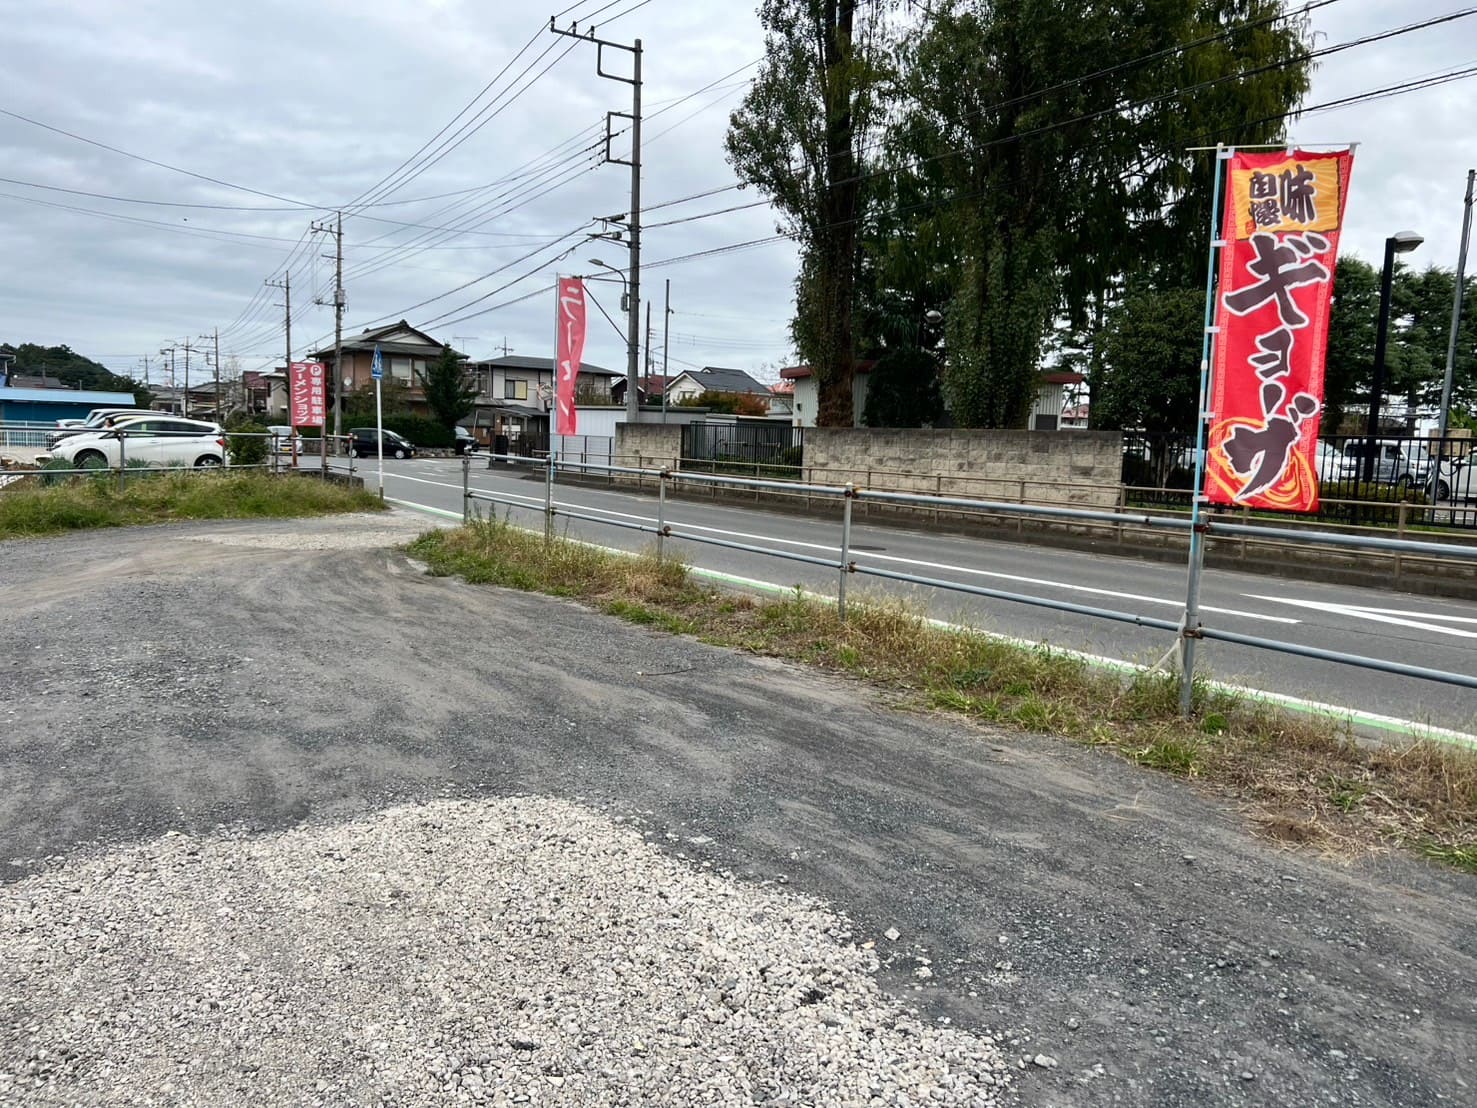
1246,596 -> 1477,640
536,499 -> 1300,625
383,494 -> 1474,747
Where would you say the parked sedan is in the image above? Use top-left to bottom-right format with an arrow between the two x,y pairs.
46,408 -> 153,449
41,417 -> 227,469
454,426 -> 478,456
348,428 -> 415,459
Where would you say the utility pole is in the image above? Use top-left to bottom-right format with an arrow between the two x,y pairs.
266,272 -> 291,454
551,17 -> 642,424
501,338 -> 512,357
159,345 -> 177,410
662,277 -> 671,423
312,213 -> 345,468
1437,169 -> 1475,456
199,329 -> 222,420
181,337 -> 193,418
644,299 -> 653,399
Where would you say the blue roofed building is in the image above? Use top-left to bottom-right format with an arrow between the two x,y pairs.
0,385 -> 138,425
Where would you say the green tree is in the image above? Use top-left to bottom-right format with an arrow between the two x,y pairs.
1322,256 -> 1381,433
415,347 -> 476,429
342,377 -> 409,424
1322,258 -> 1476,433
726,0 -> 893,426
862,346 -> 944,427
3,342 -> 151,406
892,0 -> 1313,427
1090,285 -> 1204,432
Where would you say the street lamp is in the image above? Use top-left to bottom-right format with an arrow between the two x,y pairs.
587,258 -> 630,312
588,258 -> 637,421
1363,230 -> 1423,483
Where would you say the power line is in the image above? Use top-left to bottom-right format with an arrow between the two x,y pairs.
0,107 -> 318,208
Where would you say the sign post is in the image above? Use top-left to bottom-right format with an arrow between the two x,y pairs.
371,343 -> 384,501
288,361 -> 326,474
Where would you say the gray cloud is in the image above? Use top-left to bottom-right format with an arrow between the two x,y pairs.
1,0 -> 1470,384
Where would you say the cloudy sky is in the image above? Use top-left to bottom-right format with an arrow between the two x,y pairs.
2,0 -> 1473,388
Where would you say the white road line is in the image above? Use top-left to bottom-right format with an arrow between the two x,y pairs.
532,498 -> 1301,625
384,494 -> 1475,748
1247,595 -> 1477,640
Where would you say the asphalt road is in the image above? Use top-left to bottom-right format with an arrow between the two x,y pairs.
3,514 -> 1474,1107
321,455 -> 1477,738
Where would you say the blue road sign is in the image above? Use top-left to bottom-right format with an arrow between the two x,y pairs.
371,344 -> 383,381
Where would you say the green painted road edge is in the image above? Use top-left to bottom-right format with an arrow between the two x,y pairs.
385,499 -> 1477,750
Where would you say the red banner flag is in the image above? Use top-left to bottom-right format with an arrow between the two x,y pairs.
555,278 -> 586,436
1204,148 -> 1354,512
289,361 -> 326,428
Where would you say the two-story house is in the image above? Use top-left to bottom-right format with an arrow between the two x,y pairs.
463,354 -> 622,444
310,320 -> 462,419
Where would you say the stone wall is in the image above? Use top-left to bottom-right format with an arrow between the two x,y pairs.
803,428 -> 1122,508
615,423 -> 683,470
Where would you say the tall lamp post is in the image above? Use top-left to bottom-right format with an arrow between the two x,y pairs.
1363,230 -> 1423,483
588,257 -> 636,421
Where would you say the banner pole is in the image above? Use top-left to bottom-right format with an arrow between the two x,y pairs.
1180,144 -> 1232,717
375,374 -> 384,501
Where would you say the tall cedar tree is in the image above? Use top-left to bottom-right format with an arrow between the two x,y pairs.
415,347 -> 477,429
892,0 -> 1312,427
727,0 -> 892,426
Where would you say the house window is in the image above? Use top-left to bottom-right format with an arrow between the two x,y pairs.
504,378 -> 528,401
390,356 -> 412,381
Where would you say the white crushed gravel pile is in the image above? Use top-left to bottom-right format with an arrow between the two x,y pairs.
1,797 -> 1010,1107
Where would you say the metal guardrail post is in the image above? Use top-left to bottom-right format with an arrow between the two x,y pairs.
838,482 -> 855,621
116,432 -> 127,493
544,455 -> 555,543
1396,499 -> 1408,583
657,468 -> 668,563
462,454 -> 471,524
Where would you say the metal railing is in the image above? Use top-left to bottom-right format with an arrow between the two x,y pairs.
459,455 -> 1477,720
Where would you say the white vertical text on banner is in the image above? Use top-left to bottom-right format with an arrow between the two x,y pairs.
555,278 -> 587,437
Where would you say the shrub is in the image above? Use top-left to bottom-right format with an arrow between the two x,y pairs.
226,419 -> 269,468
381,414 -> 455,448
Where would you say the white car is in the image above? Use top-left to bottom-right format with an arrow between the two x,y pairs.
42,416 -> 227,469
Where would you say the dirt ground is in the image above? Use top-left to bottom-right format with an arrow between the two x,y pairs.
2,512 -> 1474,1107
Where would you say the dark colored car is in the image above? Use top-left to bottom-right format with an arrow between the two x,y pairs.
454,426 -> 478,456
349,427 -> 415,459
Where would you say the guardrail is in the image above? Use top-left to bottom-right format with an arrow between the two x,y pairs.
460,454 -> 1477,718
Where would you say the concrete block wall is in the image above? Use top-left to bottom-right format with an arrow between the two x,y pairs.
803,428 -> 1122,508
615,423 -> 683,470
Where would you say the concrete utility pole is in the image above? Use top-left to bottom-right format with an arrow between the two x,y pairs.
550,18 -> 643,424
180,337 -> 193,418
1437,169 -> 1475,452
159,345 -> 177,409
662,278 -> 671,423
312,213 -> 345,469
266,272 -> 291,455
199,329 -> 221,420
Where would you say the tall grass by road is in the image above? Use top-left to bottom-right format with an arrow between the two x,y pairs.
0,471 -> 383,540
409,518 -> 1477,874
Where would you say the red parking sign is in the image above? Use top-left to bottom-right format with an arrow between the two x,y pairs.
289,361 -> 326,428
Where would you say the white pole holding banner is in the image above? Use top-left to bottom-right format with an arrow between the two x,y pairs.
372,343 -> 385,501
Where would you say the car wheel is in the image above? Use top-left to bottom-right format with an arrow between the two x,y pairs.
74,450 -> 108,469
1436,479 -> 1451,501
195,455 -> 223,467
394,448 -> 407,460
351,447 -> 361,458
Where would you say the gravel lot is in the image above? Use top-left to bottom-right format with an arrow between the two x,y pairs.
2,512 -> 1475,1107
3,796 -> 1008,1106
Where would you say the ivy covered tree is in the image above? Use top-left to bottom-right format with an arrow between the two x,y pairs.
889,0 -> 1313,427
1090,284 -> 1204,433
862,346 -> 944,427
726,0 -> 894,427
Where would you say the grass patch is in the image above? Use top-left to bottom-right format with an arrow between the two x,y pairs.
411,519 -> 1477,874
0,470 -> 383,540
